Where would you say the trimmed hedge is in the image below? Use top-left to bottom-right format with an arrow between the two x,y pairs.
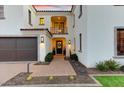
70,54 -> 78,61
45,52 -> 53,62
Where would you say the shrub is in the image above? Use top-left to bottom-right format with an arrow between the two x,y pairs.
52,48 -> 55,55
105,59 -> 120,71
96,59 -> 120,71
96,62 -> 109,71
45,52 -> 53,62
120,65 -> 124,72
70,54 -> 78,61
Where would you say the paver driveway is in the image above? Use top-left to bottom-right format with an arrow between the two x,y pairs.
0,63 -> 27,85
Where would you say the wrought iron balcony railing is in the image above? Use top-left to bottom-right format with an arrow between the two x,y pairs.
50,27 -> 68,34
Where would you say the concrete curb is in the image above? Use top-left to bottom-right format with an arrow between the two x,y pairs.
2,83 -> 100,87
89,75 -> 102,87
89,74 -> 124,76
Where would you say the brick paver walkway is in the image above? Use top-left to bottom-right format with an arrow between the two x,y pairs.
31,55 -> 76,77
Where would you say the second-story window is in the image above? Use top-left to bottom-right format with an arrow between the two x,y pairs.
28,10 -> 32,25
0,5 -> 4,19
39,18 -> 45,25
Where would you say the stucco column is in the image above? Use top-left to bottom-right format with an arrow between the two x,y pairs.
66,40 -> 71,58
39,35 -> 46,62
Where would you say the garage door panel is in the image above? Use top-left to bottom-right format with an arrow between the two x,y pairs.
16,37 -> 37,61
0,50 -> 16,61
16,50 -> 37,61
0,38 -> 16,49
17,38 -> 37,49
0,37 -> 37,61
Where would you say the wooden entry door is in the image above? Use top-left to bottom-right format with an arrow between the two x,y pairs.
56,40 -> 63,54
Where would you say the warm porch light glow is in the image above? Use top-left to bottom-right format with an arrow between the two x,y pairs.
40,42 -> 45,48
58,17 -> 61,20
58,29 -> 62,33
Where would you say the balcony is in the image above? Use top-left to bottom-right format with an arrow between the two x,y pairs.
50,27 -> 68,35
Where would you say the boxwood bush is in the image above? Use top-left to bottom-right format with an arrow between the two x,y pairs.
45,52 -> 53,62
70,54 -> 78,61
96,59 -> 120,71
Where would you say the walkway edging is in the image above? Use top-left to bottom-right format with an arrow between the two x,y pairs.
89,75 -> 102,87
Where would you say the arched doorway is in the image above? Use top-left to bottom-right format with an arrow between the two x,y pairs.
52,38 -> 66,55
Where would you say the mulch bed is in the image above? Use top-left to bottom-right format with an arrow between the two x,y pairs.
68,60 -> 87,75
68,59 -> 124,75
87,68 -> 124,74
2,72 -> 96,86
34,62 -> 50,65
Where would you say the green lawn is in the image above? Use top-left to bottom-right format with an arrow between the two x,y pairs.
94,76 -> 124,87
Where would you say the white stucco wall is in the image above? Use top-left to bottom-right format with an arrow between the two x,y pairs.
0,5 -> 23,35
0,5 -> 37,35
39,35 -> 46,62
87,5 -> 124,67
45,35 -> 52,55
73,6 -> 88,66
22,5 -> 37,28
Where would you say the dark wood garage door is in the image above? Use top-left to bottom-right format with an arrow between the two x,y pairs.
0,37 -> 37,61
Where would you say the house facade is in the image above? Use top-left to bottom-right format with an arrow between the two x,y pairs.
0,5 -> 124,68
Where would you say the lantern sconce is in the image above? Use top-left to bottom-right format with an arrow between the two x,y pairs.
68,40 -> 71,45
68,40 -> 71,48
41,36 -> 44,43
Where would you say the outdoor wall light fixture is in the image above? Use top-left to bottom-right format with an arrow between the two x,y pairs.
68,40 -> 71,48
68,40 -> 71,45
41,36 -> 44,43
40,36 -> 45,48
